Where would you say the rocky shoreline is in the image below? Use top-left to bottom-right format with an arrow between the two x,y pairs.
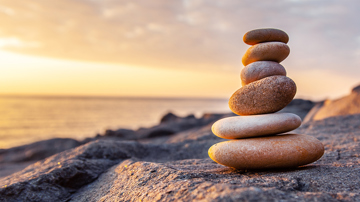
1,98 -> 360,201
0,99 -> 314,179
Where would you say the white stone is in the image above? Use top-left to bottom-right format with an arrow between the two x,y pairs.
212,113 -> 301,139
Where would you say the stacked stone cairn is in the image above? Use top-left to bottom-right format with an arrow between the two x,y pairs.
208,28 -> 324,170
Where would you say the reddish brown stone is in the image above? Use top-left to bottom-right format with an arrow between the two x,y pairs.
242,42 -> 290,66
229,76 -> 296,115
243,28 -> 289,45
208,134 -> 324,170
241,61 -> 286,86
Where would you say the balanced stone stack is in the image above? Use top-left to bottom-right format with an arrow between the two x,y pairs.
208,28 -> 324,170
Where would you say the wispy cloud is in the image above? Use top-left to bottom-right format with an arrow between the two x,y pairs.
1,0 -> 360,80
0,37 -> 39,48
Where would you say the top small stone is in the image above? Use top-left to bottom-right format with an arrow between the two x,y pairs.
243,28 -> 289,45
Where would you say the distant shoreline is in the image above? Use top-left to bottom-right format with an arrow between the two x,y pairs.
0,96 -> 231,149
0,94 -> 229,101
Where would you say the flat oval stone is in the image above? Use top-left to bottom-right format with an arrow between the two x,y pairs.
242,42 -> 290,66
243,28 -> 289,45
241,61 -> 286,86
229,76 -> 296,115
212,113 -> 301,139
208,134 -> 324,170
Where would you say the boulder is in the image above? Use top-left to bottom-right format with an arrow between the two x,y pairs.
0,138 -> 81,163
303,85 -> 360,122
160,112 -> 180,123
103,113 -> 228,140
278,99 -> 316,120
0,138 -> 81,179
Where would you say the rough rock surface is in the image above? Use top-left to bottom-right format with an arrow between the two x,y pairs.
0,110 -> 360,201
0,138 -> 81,178
0,138 -> 81,163
279,99 -> 315,120
102,112 -> 227,140
0,99 -> 311,179
304,85 -> 360,122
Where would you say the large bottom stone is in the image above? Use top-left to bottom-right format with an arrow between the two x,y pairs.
208,134 -> 324,170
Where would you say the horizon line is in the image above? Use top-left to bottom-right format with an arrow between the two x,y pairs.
0,93 -> 230,101
0,93 -> 321,102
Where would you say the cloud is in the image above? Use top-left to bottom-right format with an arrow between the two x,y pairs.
0,37 -> 35,48
0,0 -> 360,79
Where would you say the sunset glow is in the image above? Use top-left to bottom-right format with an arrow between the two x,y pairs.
0,50 -> 240,98
1,0 -> 360,100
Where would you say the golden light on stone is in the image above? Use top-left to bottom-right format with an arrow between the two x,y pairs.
208,28 -> 325,170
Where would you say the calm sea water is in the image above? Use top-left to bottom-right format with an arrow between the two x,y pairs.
0,96 -> 229,149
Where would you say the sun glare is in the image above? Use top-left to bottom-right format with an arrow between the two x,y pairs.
0,49 -> 239,98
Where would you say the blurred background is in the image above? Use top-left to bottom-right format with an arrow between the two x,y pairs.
1,0 -> 360,148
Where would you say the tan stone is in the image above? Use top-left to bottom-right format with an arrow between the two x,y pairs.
243,28 -> 289,45
242,42 -> 290,66
241,61 -> 286,86
208,134 -> 324,170
303,85 -> 360,122
212,113 -> 301,139
229,76 -> 296,115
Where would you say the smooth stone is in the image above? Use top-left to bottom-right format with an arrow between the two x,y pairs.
212,113 -> 301,139
241,61 -> 286,86
208,134 -> 324,170
242,42 -> 290,66
243,28 -> 289,45
229,76 -> 296,115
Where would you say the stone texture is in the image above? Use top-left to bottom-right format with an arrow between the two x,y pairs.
0,138 -> 81,178
0,140 -> 147,202
160,112 -> 193,123
212,113 -> 301,139
0,99 -> 312,179
0,138 -> 81,164
242,42 -> 290,66
1,113 -> 359,201
304,85 -> 360,122
352,84 -> 360,93
241,61 -> 286,86
278,99 -> 316,120
208,134 -> 324,170
303,101 -> 325,123
229,76 -> 297,115
102,112 -> 225,140
243,28 -> 289,45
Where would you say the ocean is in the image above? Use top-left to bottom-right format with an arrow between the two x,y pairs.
0,96 -> 230,149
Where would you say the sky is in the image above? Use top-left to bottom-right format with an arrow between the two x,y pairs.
1,0 -> 360,100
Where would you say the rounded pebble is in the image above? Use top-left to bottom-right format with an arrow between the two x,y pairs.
243,28 -> 289,45
242,42 -> 290,66
229,76 -> 296,115
208,134 -> 324,170
241,61 -> 286,86
212,113 -> 301,139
